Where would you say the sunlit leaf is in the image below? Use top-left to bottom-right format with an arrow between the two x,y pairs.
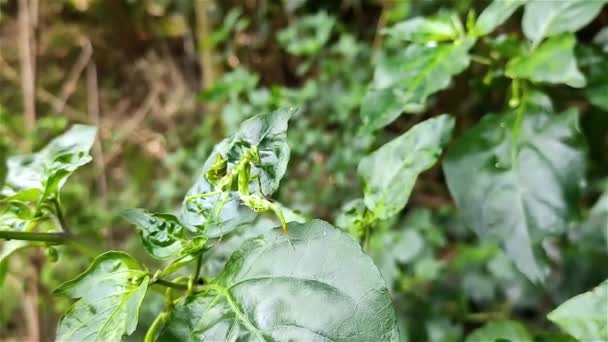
383,12 -> 461,43
159,220 -> 399,341
548,279 -> 608,341
54,252 -> 149,342
522,0 -> 608,45
506,33 -> 586,88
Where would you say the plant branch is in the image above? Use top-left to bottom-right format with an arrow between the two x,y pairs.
152,278 -> 189,291
0,230 -> 68,244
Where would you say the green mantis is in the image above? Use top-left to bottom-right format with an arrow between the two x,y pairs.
186,146 -> 287,233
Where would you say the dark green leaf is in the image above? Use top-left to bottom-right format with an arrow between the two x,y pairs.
382,13 -> 461,43
181,109 -> 294,236
475,0 -> 525,36
2,124 -> 96,200
358,114 -> 454,219
277,12 -> 334,56
522,0 -> 608,45
506,33 -> 586,88
548,279 -> 608,341
0,144 -> 6,190
443,108 -> 586,282
578,45 -> 608,111
465,320 -> 533,342
122,209 -> 206,260
159,220 -> 399,341
361,41 -> 472,131
54,251 -> 149,342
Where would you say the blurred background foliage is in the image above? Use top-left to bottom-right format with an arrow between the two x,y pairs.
0,0 -> 606,341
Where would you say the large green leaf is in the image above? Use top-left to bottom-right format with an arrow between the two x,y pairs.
465,320 -> 533,342
54,251 -> 149,342
522,0 -> 608,45
2,124 -> 96,200
506,33 -> 586,88
443,108 -> 586,282
548,279 -> 608,341
158,220 -> 399,341
122,209 -> 206,260
382,13 -> 461,43
475,0 -> 526,36
361,41 -> 472,131
358,114 -> 454,219
181,109 -> 294,236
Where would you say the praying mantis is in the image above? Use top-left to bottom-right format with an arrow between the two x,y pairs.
185,145 -> 287,234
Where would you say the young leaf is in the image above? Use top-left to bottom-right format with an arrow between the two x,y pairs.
475,0 -> 525,36
122,209 -> 205,260
465,320 -> 533,342
443,108 -> 586,283
522,0 -> 608,45
181,109 -> 294,236
506,33 -> 586,88
2,124 -> 96,200
382,13 -> 461,43
358,114 -> 454,219
54,251 -> 149,342
548,279 -> 608,341
361,41 -> 472,131
158,220 -> 399,341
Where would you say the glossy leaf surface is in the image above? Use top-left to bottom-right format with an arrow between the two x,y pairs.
506,34 -> 586,88
361,41 -> 471,131
122,209 -> 205,260
159,220 -> 399,341
444,108 -> 586,282
358,114 -> 454,219
548,279 -> 608,341
382,13 -> 461,43
54,252 -> 149,342
522,0 -> 608,45
475,0 -> 526,36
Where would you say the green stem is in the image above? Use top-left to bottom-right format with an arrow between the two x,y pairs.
152,278 -> 189,290
188,254 -> 203,295
0,230 -> 68,244
144,311 -> 170,342
52,198 -> 69,234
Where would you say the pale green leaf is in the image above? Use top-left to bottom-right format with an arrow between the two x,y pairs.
361,41 -> 472,131
506,33 -> 586,88
522,0 -> 608,45
181,109 -> 294,236
548,279 -> 608,341
466,320 -> 533,342
54,252 -> 149,342
382,13 -> 461,43
475,0 -> 526,36
158,220 -> 399,341
2,124 -> 96,200
443,108 -> 586,282
358,114 -> 454,218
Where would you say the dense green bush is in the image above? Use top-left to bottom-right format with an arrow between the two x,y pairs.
1,0 -> 608,341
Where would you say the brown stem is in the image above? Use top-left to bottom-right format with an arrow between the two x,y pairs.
18,0 -> 37,134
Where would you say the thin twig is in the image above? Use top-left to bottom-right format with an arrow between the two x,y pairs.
18,0 -> 37,133
86,60 -> 108,206
54,38 -> 93,114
